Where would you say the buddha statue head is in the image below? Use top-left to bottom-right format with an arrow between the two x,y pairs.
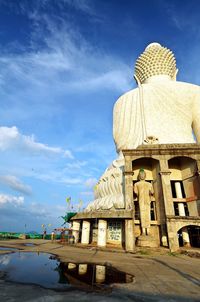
138,168 -> 146,181
134,43 -> 178,84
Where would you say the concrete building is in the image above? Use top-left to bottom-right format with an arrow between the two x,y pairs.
71,43 -> 200,252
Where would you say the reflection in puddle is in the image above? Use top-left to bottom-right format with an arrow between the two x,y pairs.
0,252 -> 134,291
23,243 -> 35,247
0,252 -> 69,289
59,262 -> 134,291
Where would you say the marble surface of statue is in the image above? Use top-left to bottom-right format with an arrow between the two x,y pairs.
113,43 -> 200,151
133,169 -> 154,235
85,152 -> 124,212
85,42 -> 200,212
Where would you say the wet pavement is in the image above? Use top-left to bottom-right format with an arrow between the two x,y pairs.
0,239 -> 200,302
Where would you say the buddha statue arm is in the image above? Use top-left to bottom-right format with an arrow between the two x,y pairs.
150,183 -> 154,196
113,96 -> 125,152
113,91 -> 141,151
133,183 -> 138,196
192,91 -> 200,142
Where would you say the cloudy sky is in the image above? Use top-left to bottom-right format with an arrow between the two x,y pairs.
0,0 -> 200,232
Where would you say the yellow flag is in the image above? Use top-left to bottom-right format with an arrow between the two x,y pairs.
66,197 -> 71,203
93,184 -> 98,191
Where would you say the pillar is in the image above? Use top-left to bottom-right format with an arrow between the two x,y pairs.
72,220 -> 80,243
123,155 -> 135,251
81,220 -> 90,244
124,171 -> 134,210
159,161 -> 176,251
175,182 -> 190,247
125,219 -> 135,251
159,168 -> 174,216
97,219 -> 107,247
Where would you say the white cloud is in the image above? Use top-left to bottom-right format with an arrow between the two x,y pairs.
64,150 -> 74,159
80,191 -> 93,196
33,171 -> 82,185
0,255 -> 11,265
60,0 -> 94,15
0,193 -> 24,206
0,175 -> 32,195
163,1 -> 200,35
0,196 -> 66,232
64,160 -> 87,170
0,126 -> 73,158
84,177 -> 97,188
0,9 -> 132,100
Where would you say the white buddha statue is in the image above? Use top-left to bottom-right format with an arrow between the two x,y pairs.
85,43 -> 200,212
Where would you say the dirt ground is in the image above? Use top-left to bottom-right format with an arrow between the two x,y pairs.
0,239 -> 200,302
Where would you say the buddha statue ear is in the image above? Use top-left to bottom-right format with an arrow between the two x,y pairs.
134,74 -> 140,85
172,68 -> 179,81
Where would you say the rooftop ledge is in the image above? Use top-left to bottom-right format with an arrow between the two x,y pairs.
167,215 -> 200,221
71,210 -> 133,220
122,143 -> 200,156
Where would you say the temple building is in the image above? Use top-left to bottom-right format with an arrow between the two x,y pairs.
71,43 -> 200,252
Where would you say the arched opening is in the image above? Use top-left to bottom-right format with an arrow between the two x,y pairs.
132,157 -> 160,244
177,225 -> 200,248
188,226 -> 200,248
132,157 -> 160,222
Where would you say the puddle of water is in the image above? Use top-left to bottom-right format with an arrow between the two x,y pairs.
0,252 -> 134,291
0,247 -> 18,251
0,252 -> 69,290
59,262 -> 134,291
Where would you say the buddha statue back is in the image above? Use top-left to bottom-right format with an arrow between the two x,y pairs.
114,43 -> 200,152
85,43 -> 200,212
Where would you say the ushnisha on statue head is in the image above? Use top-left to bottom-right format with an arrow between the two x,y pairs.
134,42 -> 178,85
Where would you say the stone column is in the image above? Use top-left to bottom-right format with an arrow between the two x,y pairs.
97,219 -> 107,247
175,182 -> 190,247
159,168 -> 174,216
72,220 -> 80,243
123,154 -> 135,251
159,160 -> 177,251
81,221 -> 90,244
125,218 -> 135,251
124,171 -> 134,210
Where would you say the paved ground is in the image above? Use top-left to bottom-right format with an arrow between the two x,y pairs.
0,239 -> 200,302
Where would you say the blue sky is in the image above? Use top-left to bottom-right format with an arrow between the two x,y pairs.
0,0 -> 200,232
